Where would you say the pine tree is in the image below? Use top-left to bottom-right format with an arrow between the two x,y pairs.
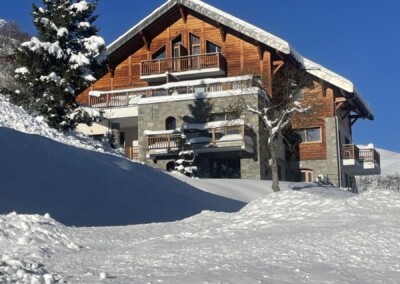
13,0 -> 107,131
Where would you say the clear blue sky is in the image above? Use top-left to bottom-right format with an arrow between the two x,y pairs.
1,0 -> 399,153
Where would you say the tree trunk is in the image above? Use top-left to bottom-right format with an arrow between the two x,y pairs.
270,141 -> 280,192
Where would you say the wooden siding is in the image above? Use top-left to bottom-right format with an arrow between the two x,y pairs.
292,82 -> 335,161
78,10 -> 273,104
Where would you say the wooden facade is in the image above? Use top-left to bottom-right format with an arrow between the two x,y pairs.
78,12 -> 282,104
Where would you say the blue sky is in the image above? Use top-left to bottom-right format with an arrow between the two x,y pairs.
1,0 -> 399,153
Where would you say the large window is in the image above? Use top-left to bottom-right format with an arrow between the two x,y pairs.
206,40 -> 221,53
210,159 -> 241,179
296,127 -> 321,143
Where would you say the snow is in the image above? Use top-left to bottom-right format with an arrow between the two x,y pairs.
1,95 -> 400,283
69,1 -> 90,13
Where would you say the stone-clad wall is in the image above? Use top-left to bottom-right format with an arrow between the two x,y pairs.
137,93 -> 268,179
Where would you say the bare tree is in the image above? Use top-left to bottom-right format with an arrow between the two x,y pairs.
246,66 -> 311,192
0,20 -> 30,93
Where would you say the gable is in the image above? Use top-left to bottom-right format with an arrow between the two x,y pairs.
99,0 -> 373,120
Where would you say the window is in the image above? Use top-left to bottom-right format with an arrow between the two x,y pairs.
165,116 -> 176,130
296,127 -> 321,143
190,33 -> 201,55
301,169 -> 314,182
206,40 -> 221,53
172,35 -> 182,58
152,46 -> 166,60
210,159 -> 241,179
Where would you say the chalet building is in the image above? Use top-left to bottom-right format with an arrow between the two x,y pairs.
77,0 -> 380,189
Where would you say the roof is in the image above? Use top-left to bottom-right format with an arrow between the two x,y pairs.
106,0 -> 373,120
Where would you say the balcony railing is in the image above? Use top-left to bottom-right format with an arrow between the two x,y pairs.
147,133 -> 181,150
141,52 -> 226,77
359,147 -> 381,165
88,75 -> 263,108
88,91 -> 141,108
341,144 -> 380,165
341,144 -> 360,160
125,147 -> 139,160
146,123 -> 254,153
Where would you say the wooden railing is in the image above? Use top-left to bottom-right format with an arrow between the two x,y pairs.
141,52 -> 226,76
125,147 -> 139,160
89,91 -> 141,108
146,124 -> 253,151
88,76 -> 260,108
341,144 -> 360,160
359,148 -> 380,165
147,133 -> 181,150
341,144 -> 380,165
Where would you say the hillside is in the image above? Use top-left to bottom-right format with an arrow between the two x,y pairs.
378,148 -> 400,175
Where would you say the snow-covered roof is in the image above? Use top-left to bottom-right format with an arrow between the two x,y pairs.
106,0 -> 373,119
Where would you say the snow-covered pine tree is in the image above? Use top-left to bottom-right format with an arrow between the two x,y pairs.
13,0 -> 107,131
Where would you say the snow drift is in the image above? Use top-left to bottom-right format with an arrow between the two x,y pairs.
0,96 -> 244,226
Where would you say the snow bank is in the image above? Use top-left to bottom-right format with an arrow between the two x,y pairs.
0,213 -> 76,283
0,95 -> 104,152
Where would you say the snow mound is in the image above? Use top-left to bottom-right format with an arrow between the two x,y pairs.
0,212 -> 76,283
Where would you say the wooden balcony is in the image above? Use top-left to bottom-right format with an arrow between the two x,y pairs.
147,133 -> 181,150
140,53 -> 226,81
88,90 -> 141,108
146,123 -> 254,157
125,147 -> 139,160
341,144 -> 380,175
88,75 -> 262,109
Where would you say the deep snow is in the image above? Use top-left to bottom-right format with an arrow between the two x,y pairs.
1,95 -> 400,283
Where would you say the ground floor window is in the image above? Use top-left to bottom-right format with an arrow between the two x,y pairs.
210,158 -> 241,179
301,169 -> 314,182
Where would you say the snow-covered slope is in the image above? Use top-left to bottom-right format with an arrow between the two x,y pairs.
2,187 -> 400,283
378,148 -> 400,175
0,96 -> 244,226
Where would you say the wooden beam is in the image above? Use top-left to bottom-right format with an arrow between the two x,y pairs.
140,31 -> 151,51
335,97 -> 346,110
177,4 -> 188,23
350,115 -> 362,126
257,43 -> 266,61
218,23 -> 227,42
272,60 -> 284,75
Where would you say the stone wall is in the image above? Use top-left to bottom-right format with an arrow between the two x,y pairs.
137,93 -> 267,179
